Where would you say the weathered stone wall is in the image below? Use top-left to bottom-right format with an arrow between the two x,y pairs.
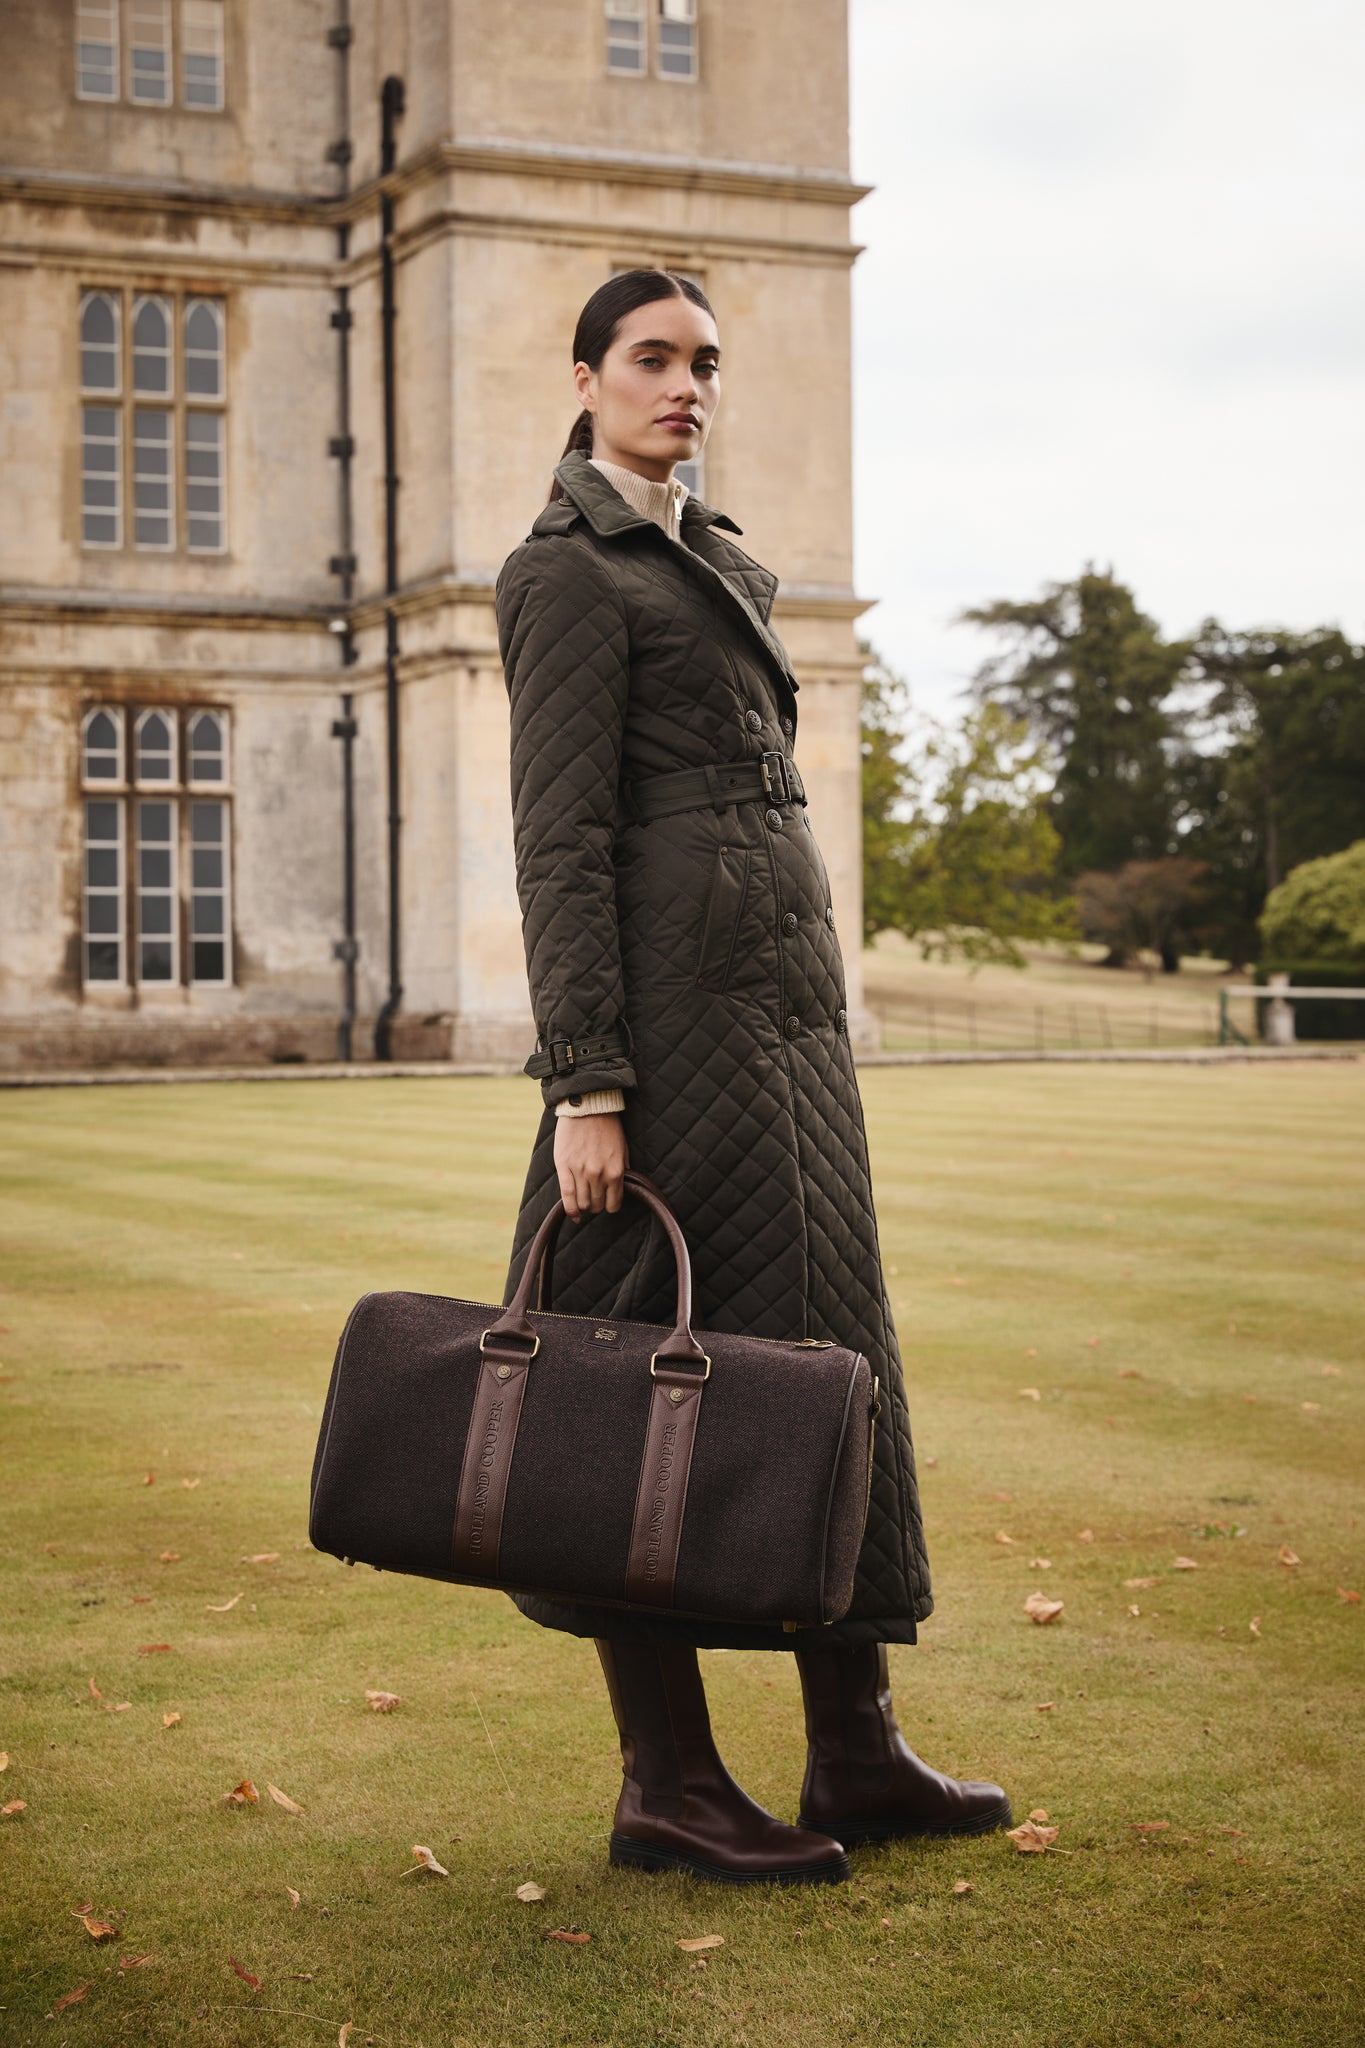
0,0 -> 875,1069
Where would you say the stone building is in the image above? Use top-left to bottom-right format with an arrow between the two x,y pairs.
0,0 -> 875,1069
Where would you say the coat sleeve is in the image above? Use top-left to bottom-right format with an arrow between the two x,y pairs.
496,534 -> 638,1109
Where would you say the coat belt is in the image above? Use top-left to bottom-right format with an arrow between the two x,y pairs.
622,752 -> 806,823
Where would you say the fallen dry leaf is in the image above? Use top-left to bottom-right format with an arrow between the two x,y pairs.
3,1799 -> 27,1816
991,1491 -> 1014,1502
1028,1557 -> 1052,1570
1277,1546 -> 1300,1567
1019,1387 -> 1041,1401
142,1472 -> 155,1486
1124,1576 -> 1160,1589
1130,1821 -> 1170,1832
1028,1808 -> 1050,1822
52,1986 -> 89,2013
1117,1368 -> 1141,1379
88,1676 -> 103,1701
542,1928 -> 590,1945
338,2024 -> 353,2048
1024,1591 -> 1064,1625
1078,1528 -> 1094,1543
286,1887 -> 301,1909
44,1542 -> 59,1554
206,1595 -> 242,1613
1127,1604 -> 1142,1617
0,1753 -> 7,1771
131,1596 -> 152,1604
1035,1701 -> 1055,1712
243,1553 -> 280,1565
881,1916 -> 892,1928
159,1550 -> 181,1564
677,1933 -> 725,1952
923,1455 -> 938,1467
516,1882 -> 547,1903
1301,1401 -> 1321,1413
405,1845 -> 449,1877
138,1643 -> 172,1655
1173,1557 -> 1198,1571
1249,1616 -> 1261,1637
1322,1365 -> 1343,1377
80,1917 -> 119,1941
222,1779 -> 259,1806
1337,1587 -> 1361,1604
117,1955 -> 153,1973
163,1712 -> 181,1729
228,1955 -> 262,1991
994,1530 -> 1015,1546
364,1690 -> 402,1713
266,1783 -> 305,1815
182,1477 -> 201,1489
1006,1819 -> 1059,1853
952,1879 -> 974,1895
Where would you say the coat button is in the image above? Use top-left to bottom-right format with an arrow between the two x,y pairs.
835,1008 -> 848,1035
781,912 -> 798,935
780,716 -> 794,737
784,1014 -> 802,1039
745,708 -> 763,730
826,905 -> 836,928
765,807 -> 783,831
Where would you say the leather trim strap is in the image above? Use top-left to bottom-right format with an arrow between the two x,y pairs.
625,1367 -> 705,1606
451,1349 -> 533,1578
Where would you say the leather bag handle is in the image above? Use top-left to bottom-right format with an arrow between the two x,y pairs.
483,1168 -> 708,1368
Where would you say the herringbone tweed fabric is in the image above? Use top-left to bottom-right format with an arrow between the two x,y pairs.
495,450 -> 931,1650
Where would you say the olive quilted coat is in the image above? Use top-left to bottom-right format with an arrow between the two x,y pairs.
495,449 -> 932,1650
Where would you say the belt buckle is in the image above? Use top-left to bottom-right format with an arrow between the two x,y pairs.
759,751 -> 792,803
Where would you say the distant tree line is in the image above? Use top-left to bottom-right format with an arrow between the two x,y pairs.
862,568 -> 1365,970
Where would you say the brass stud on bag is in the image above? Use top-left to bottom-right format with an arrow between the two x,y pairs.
496,1363 -> 512,1381
669,1386 -> 686,1404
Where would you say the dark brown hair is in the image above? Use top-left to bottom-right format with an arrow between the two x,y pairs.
547,268 -> 716,503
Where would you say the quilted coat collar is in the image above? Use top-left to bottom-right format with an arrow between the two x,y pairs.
543,450 -> 798,701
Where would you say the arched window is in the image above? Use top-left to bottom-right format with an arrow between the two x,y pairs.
184,299 -> 224,398
80,292 -> 120,393
135,708 -> 176,783
187,710 -> 226,784
132,295 -> 171,394
82,706 -> 124,784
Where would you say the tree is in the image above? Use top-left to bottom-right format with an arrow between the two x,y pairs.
961,569 -> 1188,876
1258,840 -> 1365,963
861,646 -> 1076,965
1075,858 -> 1208,974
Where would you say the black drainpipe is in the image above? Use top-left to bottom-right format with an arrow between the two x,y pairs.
373,73 -> 406,1061
327,0 -> 358,1060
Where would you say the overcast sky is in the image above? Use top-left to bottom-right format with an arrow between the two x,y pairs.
848,0 -> 1365,717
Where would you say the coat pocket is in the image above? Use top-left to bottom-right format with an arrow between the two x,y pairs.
695,845 -> 750,994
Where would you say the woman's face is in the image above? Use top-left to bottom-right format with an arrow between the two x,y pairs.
575,296 -> 721,482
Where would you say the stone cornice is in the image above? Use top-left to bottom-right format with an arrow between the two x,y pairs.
0,575 -> 874,636
0,137 -> 869,230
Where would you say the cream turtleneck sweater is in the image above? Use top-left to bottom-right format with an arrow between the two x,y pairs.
553,454 -> 691,1121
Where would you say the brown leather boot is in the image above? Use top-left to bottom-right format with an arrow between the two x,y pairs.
795,1643 -> 1012,1847
596,1638 -> 850,1886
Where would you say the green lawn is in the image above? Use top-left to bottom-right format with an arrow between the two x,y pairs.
1,1065 -> 1361,2047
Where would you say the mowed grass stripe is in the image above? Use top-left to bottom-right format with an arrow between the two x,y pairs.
0,1065 -> 1360,2045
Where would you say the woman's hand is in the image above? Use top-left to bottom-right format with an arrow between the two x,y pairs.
554,1111 -> 629,1221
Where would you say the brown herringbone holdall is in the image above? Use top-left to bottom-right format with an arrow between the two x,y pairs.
309,1170 -> 878,1630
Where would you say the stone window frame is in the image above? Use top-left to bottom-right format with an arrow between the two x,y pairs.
78,285 -> 228,558
74,0 -> 226,111
605,0 -> 646,76
79,703 -> 234,992
657,0 -> 699,82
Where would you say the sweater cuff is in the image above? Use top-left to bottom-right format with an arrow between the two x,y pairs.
554,1087 -> 627,1119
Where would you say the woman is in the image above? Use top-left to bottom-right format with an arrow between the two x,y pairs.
495,269 -> 1011,1886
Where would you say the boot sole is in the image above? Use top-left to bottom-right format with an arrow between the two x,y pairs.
610,1832 -> 851,1887
798,1796 -> 1014,1848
